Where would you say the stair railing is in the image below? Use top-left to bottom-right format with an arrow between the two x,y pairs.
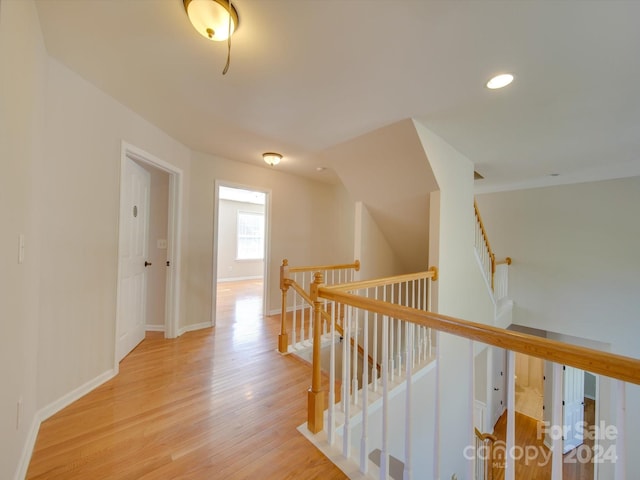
308,267 -> 439,477
309,271 -> 640,480
278,259 -> 360,354
474,200 -> 511,297
474,428 -> 497,480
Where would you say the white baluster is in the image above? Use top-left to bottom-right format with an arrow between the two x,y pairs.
380,315 -> 389,480
352,300 -> 359,405
390,287 -> 395,382
299,273 -> 305,346
343,305 -> 351,458
403,323 -> 414,480
360,305 -> 370,474
373,287 -> 379,392
505,350 -> 516,480
433,330 -> 440,480
551,362 -> 563,480
328,302 -> 336,446
615,380 -> 626,480
341,304 -> 348,413
292,272 -> 298,347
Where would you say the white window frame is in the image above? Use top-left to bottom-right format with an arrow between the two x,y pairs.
236,211 -> 265,260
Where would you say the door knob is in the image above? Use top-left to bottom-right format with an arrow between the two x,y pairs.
494,388 -> 500,391
145,261 -> 152,267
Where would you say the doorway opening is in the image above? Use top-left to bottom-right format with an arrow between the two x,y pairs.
515,352 -> 544,421
115,142 -> 183,366
212,182 -> 270,326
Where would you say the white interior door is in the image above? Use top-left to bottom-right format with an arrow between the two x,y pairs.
491,347 -> 507,427
563,365 -> 585,453
117,159 -> 150,362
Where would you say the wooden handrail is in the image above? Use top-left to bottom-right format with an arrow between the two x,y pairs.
326,266 -> 438,292
474,201 -> 494,261
279,258 -> 360,353
474,428 -> 497,444
474,201 -> 511,292
317,287 -> 640,385
475,428 -> 496,480
287,259 -> 360,274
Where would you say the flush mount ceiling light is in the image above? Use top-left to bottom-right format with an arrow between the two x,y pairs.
183,0 -> 239,74
486,73 -> 514,90
263,152 -> 282,166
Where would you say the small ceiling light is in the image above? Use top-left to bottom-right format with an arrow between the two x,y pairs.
183,0 -> 239,42
316,167 -> 327,172
263,152 -> 282,166
486,73 -> 514,90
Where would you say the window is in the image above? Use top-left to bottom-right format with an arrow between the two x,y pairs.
237,211 -> 264,260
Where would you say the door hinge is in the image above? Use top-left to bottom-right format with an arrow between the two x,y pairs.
562,400 -> 565,406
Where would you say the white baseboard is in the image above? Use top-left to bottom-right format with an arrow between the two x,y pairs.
267,305 -> 309,317
217,275 -> 262,283
178,321 -> 212,336
145,324 -> 165,332
14,415 -> 41,480
14,368 -> 117,480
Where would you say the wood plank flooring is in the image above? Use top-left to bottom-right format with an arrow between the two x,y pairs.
26,279 -> 596,479
27,280 -> 346,479
491,399 -> 595,480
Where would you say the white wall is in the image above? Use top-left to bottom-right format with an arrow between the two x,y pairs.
354,202 -> 404,280
0,3 -> 193,474
187,152 -> 354,324
476,176 -> 640,478
414,120 -> 496,479
216,199 -> 264,281
0,1 -> 46,477
36,56 -> 191,409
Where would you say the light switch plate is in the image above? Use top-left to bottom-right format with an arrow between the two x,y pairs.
18,234 -> 25,264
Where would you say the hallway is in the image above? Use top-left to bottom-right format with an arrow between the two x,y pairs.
27,280 -> 345,479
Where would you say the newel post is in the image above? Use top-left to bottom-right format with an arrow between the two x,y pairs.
308,271 -> 325,433
278,259 -> 290,354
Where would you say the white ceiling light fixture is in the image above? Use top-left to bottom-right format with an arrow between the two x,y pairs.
183,0 -> 239,74
263,152 -> 282,166
183,0 -> 238,41
486,73 -> 514,90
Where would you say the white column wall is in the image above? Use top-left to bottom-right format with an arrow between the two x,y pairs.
0,1 -> 46,477
414,120 -> 496,478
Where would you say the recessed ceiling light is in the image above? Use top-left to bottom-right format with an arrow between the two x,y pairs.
486,73 -> 514,90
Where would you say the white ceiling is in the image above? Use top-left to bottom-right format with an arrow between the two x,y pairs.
35,0 -> 640,192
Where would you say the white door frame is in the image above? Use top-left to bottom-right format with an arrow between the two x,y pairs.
116,142 -> 183,368
211,180 -> 271,326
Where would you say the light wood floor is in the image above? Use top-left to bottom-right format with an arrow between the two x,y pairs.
27,280 -> 346,479
491,399 -> 595,480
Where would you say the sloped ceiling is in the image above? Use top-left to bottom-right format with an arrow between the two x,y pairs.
34,0 -> 640,192
318,119 -> 438,272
